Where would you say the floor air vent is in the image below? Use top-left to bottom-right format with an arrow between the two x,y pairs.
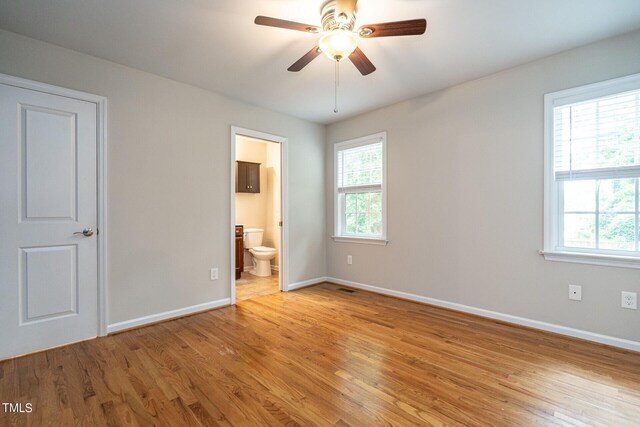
337,288 -> 355,293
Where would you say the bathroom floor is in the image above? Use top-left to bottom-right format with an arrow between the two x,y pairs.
236,271 -> 279,301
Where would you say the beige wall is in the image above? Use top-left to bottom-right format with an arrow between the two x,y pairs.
0,29 -> 326,325
326,30 -> 640,343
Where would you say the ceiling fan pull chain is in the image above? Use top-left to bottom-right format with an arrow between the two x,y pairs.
334,59 -> 339,113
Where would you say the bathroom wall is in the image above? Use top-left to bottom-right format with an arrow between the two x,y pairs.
235,136 -> 268,233
265,142 -> 281,267
236,136 -> 268,268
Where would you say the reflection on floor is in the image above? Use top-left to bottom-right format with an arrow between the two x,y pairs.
236,270 -> 279,301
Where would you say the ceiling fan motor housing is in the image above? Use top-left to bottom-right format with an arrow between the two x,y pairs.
321,1 -> 356,32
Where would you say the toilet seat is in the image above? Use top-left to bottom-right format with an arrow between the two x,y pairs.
251,246 -> 276,253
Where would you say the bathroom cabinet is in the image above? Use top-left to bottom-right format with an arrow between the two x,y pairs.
235,225 -> 244,280
236,161 -> 260,193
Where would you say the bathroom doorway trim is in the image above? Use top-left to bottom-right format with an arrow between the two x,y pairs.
229,126 -> 289,305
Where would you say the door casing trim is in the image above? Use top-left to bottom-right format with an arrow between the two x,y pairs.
0,73 -> 108,336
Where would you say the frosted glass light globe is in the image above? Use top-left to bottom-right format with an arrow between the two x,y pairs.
319,29 -> 358,61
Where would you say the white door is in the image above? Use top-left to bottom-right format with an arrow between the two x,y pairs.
0,84 -> 98,360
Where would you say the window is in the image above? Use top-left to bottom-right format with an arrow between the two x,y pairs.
544,74 -> 640,268
334,132 -> 387,244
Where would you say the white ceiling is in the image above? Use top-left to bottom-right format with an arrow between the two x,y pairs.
1,0 -> 640,124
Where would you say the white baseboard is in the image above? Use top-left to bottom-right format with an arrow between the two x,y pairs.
107,298 -> 230,334
287,277 -> 327,291
326,277 -> 640,352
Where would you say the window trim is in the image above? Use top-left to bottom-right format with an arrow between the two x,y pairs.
543,73 -> 640,269
333,132 -> 388,244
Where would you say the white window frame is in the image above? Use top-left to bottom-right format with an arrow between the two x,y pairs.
542,73 -> 640,269
333,132 -> 388,245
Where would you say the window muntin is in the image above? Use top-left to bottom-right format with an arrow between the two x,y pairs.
546,75 -> 640,262
335,134 -> 386,240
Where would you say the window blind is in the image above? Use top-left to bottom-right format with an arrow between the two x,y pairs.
337,140 -> 383,192
553,88 -> 640,181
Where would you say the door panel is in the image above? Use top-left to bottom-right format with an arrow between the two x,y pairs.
236,161 -> 248,192
22,106 -> 78,220
0,83 -> 98,360
247,163 -> 260,193
21,245 -> 78,323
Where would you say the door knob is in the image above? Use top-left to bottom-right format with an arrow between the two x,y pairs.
74,228 -> 94,237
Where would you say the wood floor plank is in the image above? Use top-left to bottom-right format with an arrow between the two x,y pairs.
1,282 -> 639,426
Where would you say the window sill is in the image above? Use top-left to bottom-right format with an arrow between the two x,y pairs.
332,236 -> 388,246
539,250 -> 640,269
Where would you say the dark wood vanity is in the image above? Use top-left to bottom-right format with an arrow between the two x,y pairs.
235,225 -> 244,280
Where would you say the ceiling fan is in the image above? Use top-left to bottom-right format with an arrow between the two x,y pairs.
254,0 -> 427,76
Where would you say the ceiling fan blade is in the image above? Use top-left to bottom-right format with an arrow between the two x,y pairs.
288,46 -> 322,72
255,16 -> 320,33
358,19 -> 427,38
349,47 -> 376,76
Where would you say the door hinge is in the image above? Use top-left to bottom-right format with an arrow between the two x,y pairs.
279,221 -> 283,227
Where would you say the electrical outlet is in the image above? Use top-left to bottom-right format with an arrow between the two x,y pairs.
347,255 -> 352,265
621,291 -> 637,309
210,268 -> 218,281
568,284 -> 582,301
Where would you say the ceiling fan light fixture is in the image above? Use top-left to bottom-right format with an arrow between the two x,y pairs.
319,29 -> 358,61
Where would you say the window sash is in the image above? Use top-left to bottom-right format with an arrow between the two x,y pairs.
338,191 -> 383,238
557,178 -> 640,254
337,141 -> 383,189
552,88 -> 640,177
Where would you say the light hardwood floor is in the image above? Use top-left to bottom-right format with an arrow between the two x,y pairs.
236,271 -> 279,301
1,282 -> 639,426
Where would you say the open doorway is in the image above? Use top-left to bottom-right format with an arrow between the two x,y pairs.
230,127 -> 287,304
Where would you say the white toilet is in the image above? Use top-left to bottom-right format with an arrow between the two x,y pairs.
243,228 -> 277,277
